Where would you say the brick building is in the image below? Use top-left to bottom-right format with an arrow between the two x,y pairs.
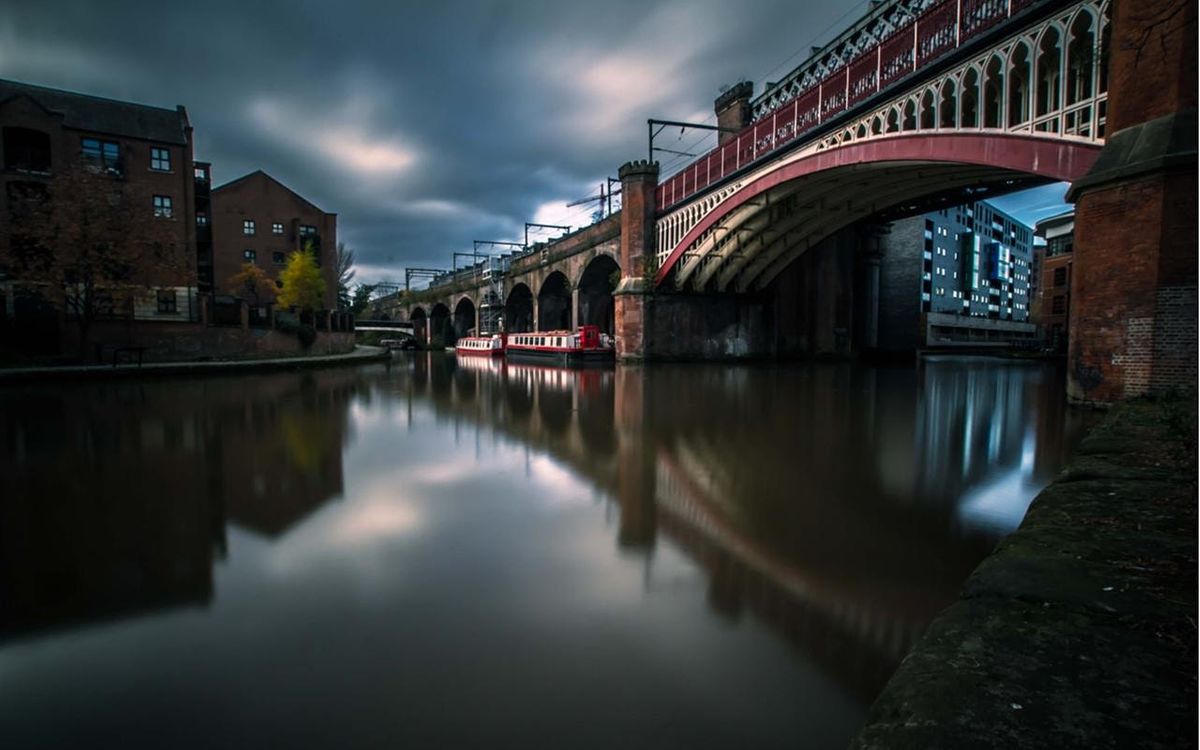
1032,210 -> 1074,352
0,78 -> 200,326
211,170 -> 337,309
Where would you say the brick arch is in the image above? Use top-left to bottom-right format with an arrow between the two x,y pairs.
573,249 -> 619,288
655,132 -> 1101,286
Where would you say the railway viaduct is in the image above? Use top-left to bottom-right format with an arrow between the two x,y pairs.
377,0 -> 1195,404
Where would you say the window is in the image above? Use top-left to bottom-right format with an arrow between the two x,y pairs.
157,288 -> 177,314
194,165 -> 209,182
3,127 -> 52,173
196,212 -> 208,226
150,147 -> 171,171
243,220 -> 256,235
299,225 -> 316,237
244,249 -> 257,263
1053,267 -> 1067,287
1051,295 -> 1066,314
273,251 -> 285,265
272,222 -> 284,235
81,138 -> 120,173
153,195 -> 173,218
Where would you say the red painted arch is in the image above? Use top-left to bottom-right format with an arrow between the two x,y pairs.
654,133 -> 1101,285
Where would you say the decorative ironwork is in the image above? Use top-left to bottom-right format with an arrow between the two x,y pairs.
656,0 -> 1101,214
654,0 -> 1109,289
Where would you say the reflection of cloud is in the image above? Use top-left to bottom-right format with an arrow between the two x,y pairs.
328,493 -> 421,545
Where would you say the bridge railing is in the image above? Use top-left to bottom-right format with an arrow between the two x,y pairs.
656,0 -> 1044,212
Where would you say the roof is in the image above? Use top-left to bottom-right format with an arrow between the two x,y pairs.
212,169 -> 332,215
0,78 -> 190,146
1034,209 -> 1076,236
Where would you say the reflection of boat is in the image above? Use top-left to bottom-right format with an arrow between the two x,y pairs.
454,334 -> 505,357
506,325 -> 613,365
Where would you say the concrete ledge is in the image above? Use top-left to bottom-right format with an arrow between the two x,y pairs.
852,399 -> 1197,749
0,345 -> 391,384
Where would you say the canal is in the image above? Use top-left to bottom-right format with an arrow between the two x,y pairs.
0,355 -> 1093,748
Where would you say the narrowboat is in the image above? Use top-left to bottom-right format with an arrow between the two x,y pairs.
505,325 -> 614,365
453,334 -> 506,357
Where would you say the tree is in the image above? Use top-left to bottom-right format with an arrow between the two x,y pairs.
276,244 -> 327,314
225,262 -> 276,306
0,160 -> 190,361
350,283 -> 375,316
334,241 -> 356,310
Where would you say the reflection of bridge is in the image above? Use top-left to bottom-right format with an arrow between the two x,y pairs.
397,353 -> 1067,701
378,0 -> 1194,404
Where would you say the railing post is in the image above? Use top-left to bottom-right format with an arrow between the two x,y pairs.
912,20 -> 918,73
955,0 -> 962,46
876,45 -> 882,97
818,83 -> 824,123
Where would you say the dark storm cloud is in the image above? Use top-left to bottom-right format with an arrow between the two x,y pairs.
1,0 -> 861,282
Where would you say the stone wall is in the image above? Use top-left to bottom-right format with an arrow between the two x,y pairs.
67,320 -> 355,363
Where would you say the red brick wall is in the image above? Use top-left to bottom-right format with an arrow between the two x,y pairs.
1068,0 -> 1198,402
0,96 -> 196,287
1069,172 -> 1198,400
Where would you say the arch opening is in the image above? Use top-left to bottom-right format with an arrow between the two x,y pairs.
576,255 -> 620,335
410,306 -> 427,343
537,272 -> 572,331
505,283 -> 534,332
429,303 -> 452,348
453,297 -> 476,339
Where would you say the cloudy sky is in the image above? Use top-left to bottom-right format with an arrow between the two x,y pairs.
1,0 -> 1067,284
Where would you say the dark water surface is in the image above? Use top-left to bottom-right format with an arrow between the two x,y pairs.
0,355 -> 1092,749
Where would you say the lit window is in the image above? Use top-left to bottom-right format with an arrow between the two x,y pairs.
196,212 -> 208,226
150,147 -> 171,171
244,249 -> 257,263
243,220 -> 256,235
153,195 -> 173,218
299,225 -> 317,237
272,222 -> 284,235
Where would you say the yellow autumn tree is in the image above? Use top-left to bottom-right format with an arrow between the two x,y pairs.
276,244 -> 326,313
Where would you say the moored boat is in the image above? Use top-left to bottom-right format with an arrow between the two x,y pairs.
453,334 -> 506,356
505,325 -> 613,365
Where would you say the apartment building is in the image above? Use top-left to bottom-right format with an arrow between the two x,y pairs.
211,170 -> 337,309
0,78 -> 199,323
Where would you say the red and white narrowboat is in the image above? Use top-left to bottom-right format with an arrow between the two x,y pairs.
453,334 -> 506,357
505,325 -> 614,365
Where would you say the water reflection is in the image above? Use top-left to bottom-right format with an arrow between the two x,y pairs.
0,355 -> 1091,748
400,354 -> 1092,702
0,371 -> 362,643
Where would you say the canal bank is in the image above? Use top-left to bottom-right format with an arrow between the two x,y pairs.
0,345 -> 390,384
852,397 -> 1198,749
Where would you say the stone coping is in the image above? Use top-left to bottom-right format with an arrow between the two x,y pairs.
0,345 -> 391,384
852,398 -> 1198,749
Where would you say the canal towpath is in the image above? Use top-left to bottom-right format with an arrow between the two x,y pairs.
852,397 -> 1198,749
0,345 -> 391,384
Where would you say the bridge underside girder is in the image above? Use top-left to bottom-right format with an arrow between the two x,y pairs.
670,160 -> 1044,294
